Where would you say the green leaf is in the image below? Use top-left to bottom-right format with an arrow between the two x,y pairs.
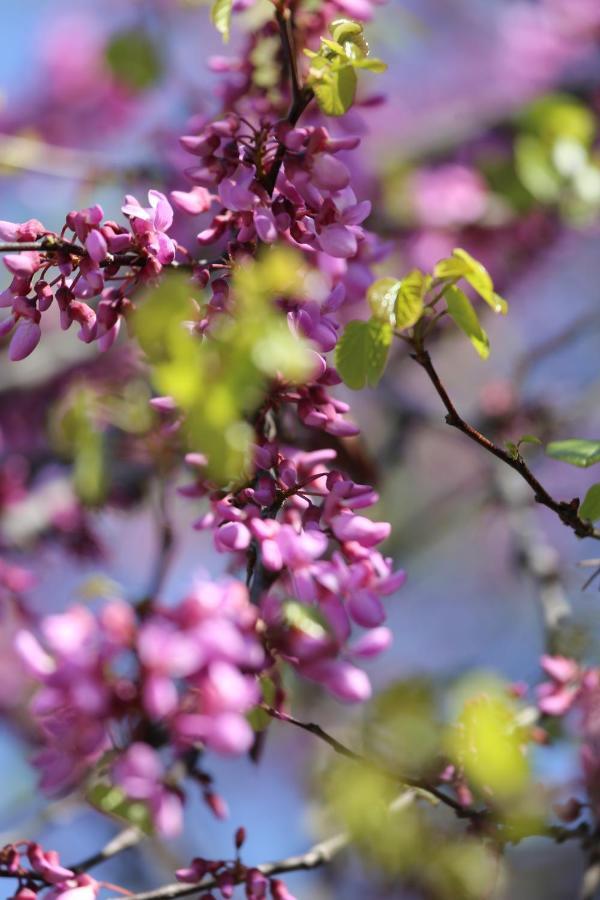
330,18 -> 364,43
211,0 -> 233,42
367,277 -> 400,324
518,434 -> 542,448
313,64 -> 357,116
283,600 -> 330,638
546,439 -> 600,468
395,269 -> 428,330
335,318 -> 393,390
580,484 -> 600,522
515,135 -> 562,203
88,781 -> 153,833
435,249 -> 507,315
445,286 -> 490,359
352,57 -> 387,72
105,30 -> 162,91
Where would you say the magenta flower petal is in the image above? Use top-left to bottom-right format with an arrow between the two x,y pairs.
318,224 -> 357,258
9,320 -> 41,361
170,187 -> 212,215
85,230 -> 108,264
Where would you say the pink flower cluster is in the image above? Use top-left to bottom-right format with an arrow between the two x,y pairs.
0,190 -> 177,360
193,443 -> 402,703
175,827 -> 297,899
538,655 -> 600,816
179,117 -> 372,265
15,580 -> 264,834
1,841 -> 98,900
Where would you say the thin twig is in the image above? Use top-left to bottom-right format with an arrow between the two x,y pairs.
71,825 -> 144,874
265,707 -> 481,820
412,347 -> 600,542
105,830 -> 351,900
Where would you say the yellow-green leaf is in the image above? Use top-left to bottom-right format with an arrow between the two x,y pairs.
367,277 -> 400,324
546,439 -> 600,468
445,286 -> 490,359
335,318 -> 393,390
313,64 -> 357,117
395,269 -> 428,330
580,484 -> 600,522
435,249 -> 507,315
211,0 -> 233,42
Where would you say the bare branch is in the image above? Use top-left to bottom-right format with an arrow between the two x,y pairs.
412,347 -> 600,542
104,830 -> 351,900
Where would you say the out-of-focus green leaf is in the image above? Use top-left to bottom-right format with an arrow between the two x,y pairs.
445,286 -> 490,359
523,94 -> 596,148
580,484 -> 600,522
134,250 -> 312,485
105,30 -> 163,91
335,318 -> 393,390
435,248 -> 507,315
546,439 -> 600,468
50,387 -> 106,506
283,600 -> 330,639
323,753 -> 503,898
363,679 -> 439,773
447,683 -> 529,801
518,434 -> 542,447
515,135 -> 562,202
211,0 -> 233,41
88,781 -> 153,834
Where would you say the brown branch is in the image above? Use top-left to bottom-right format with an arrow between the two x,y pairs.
0,238 -> 196,270
412,347 -> 600,542
265,707 -> 481,821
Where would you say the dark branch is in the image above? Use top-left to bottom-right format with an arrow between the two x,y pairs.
265,707 -> 482,821
412,347 -> 600,542
262,5 -> 314,196
0,237 -> 197,270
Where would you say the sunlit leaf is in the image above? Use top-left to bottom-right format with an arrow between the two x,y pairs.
211,0 -> 233,41
367,277 -> 400,324
335,318 -> 393,390
313,64 -> 357,116
447,685 -> 529,800
546,439 -> 600,468
580,484 -> 600,522
88,781 -> 152,834
435,249 -> 507,315
394,269 -> 429,330
445,286 -> 490,359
